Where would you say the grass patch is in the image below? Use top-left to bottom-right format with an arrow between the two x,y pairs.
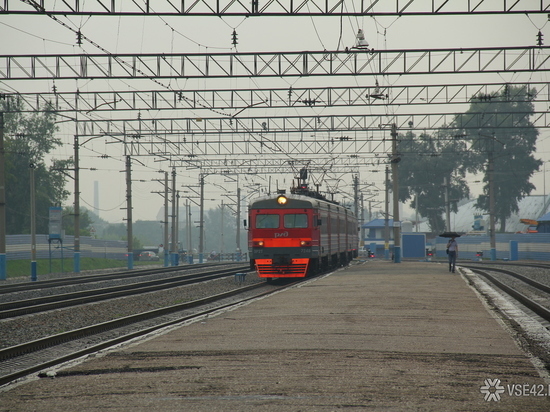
2,258 -> 161,280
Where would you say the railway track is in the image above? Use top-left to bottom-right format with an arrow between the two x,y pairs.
0,262 -> 233,295
461,263 -> 550,324
462,260 -> 550,271
0,274 -> 314,388
0,264 -> 250,319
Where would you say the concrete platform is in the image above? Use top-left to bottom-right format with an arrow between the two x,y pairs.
2,261 -> 550,411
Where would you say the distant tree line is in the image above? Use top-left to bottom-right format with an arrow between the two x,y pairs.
397,85 -> 541,233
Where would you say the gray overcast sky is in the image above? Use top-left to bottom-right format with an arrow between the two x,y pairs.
1,10 -> 549,222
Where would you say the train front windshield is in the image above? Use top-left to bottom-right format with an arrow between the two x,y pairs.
255,213 -> 308,229
256,214 -> 280,228
284,214 -> 308,228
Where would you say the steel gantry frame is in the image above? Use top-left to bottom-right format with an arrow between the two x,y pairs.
1,47 -> 549,80
3,82 -> 547,113
166,157 -> 365,175
74,110 -> 550,136
65,110 -> 549,159
1,0 -> 548,15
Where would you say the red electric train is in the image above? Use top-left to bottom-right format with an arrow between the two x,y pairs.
247,184 -> 359,279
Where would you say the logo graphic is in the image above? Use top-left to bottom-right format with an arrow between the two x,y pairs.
480,379 -> 505,401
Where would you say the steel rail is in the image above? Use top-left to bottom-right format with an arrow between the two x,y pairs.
467,267 -> 550,323
463,264 -> 550,294
0,262 -> 236,295
0,265 -> 249,319
0,278 -> 303,387
462,261 -> 550,271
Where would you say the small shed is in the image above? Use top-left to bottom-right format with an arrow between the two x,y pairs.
402,233 -> 427,258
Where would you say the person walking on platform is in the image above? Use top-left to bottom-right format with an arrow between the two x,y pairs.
447,236 -> 458,273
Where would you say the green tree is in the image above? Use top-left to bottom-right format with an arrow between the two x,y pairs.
102,223 -> 127,240
133,220 -> 164,246
398,130 -> 476,233
62,206 -> 94,236
99,222 -> 143,250
1,97 -> 72,234
203,204 -> 238,253
452,85 -> 541,232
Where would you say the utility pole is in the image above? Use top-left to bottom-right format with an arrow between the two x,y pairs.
384,165 -> 390,260
182,184 -> 201,264
220,200 -> 225,255
171,167 -> 177,266
353,175 -> 359,219
391,123 -> 401,263
415,194 -> 419,233
443,177 -> 451,231
236,186 -> 241,261
360,193 -> 365,248
353,175 -> 360,249
176,191 -> 180,264
186,198 -> 191,263
125,156 -> 133,269
0,112 -> 6,280
163,172 -> 169,267
488,146 -> 497,260
30,164 -> 37,281
73,134 -> 81,273
198,174 -> 205,264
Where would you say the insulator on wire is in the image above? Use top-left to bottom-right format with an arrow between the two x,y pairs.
537,30 -> 544,47
76,30 -> 83,45
231,29 -> 238,47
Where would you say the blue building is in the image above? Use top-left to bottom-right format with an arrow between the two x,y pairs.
362,219 -> 427,259
537,212 -> 550,233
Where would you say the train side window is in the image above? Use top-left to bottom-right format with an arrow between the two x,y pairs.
284,214 -> 308,228
313,215 -> 320,227
256,214 -> 280,228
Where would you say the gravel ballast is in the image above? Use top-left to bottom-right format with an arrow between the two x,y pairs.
0,265 -> 261,349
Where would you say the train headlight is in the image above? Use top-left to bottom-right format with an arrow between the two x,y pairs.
277,195 -> 288,205
253,240 -> 264,247
300,240 -> 311,247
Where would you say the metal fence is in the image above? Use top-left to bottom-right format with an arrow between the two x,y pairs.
5,235 -> 249,263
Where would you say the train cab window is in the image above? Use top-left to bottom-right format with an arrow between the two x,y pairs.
256,214 -> 280,229
284,214 -> 308,228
